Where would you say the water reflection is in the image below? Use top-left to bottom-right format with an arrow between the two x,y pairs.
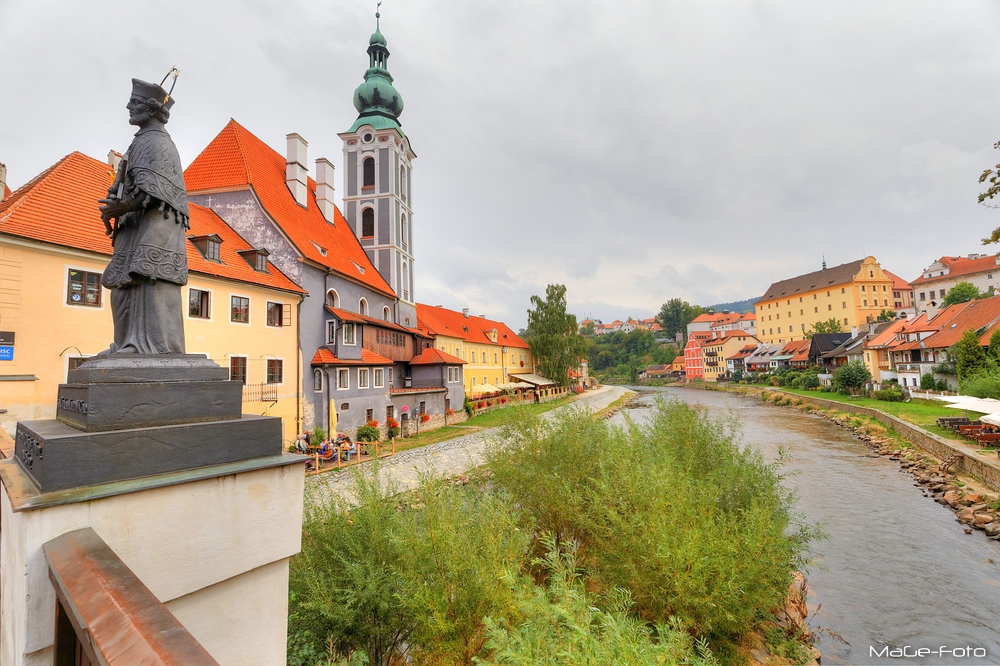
613,386 -> 1000,665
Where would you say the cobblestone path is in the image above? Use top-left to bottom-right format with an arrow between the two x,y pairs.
304,385 -> 632,506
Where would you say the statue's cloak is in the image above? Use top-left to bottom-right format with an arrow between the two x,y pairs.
102,126 -> 189,288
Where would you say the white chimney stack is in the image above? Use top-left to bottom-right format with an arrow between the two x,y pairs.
462,308 -> 469,318
0,163 -> 7,202
285,133 -> 308,207
107,150 -> 122,172
315,158 -> 336,223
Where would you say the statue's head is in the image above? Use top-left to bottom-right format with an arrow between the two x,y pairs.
127,78 -> 175,126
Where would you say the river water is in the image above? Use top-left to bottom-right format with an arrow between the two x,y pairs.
613,386 -> 1000,665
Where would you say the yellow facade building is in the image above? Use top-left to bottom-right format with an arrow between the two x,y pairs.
416,304 -> 534,394
0,152 -> 304,443
755,256 -> 894,345
699,330 -> 759,382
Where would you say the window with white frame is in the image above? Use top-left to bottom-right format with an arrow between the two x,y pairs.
313,369 -> 323,391
326,289 -> 340,308
337,368 -> 350,389
359,368 -> 369,388
359,298 -> 369,316
189,289 -> 210,318
388,367 -> 393,385
343,322 -> 356,345
374,367 -> 384,387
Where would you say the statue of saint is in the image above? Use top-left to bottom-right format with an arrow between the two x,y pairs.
98,74 -> 189,354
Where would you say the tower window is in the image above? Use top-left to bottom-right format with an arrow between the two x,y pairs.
363,157 -> 375,188
362,208 -> 375,238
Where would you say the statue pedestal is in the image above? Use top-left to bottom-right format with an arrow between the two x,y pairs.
1,353 -> 306,664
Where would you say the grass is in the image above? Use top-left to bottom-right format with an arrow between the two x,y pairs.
773,388 -> 975,439
461,394 -> 577,428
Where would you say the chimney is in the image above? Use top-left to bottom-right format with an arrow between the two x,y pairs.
285,133 -> 308,207
107,150 -> 122,172
315,158 -> 336,223
0,163 -> 6,202
462,308 -> 469,318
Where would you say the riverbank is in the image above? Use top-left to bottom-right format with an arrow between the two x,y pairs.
719,386 -> 1000,542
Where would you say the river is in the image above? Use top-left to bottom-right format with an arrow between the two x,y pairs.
614,386 -> 1000,665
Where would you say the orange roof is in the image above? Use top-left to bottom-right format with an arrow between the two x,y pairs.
184,119 -> 394,298
410,347 -> 465,365
920,296 -> 1000,349
2,184 -> 10,200
325,306 -> 426,336
416,303 -> 529,349
864,319 -> 908,349
911,255 -> 1000,286
0,151 -> 302,294
884,270 -> 911,290
311,347 -> 394,366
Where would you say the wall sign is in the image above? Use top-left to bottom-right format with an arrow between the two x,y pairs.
0,331 -> 13,345
0,346 -> 13,361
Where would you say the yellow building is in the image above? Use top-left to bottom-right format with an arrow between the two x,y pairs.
699,330 -> 759,382
755,256 -> 894,345
416,304 -> 534,394
0,152 -> 304,443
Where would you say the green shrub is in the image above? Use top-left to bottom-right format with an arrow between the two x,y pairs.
800,374 -> 820,390
873,386 -> 905,402
960,370 -> 1000,400
485,400 -> 814,646
920,373 -> 938,390
356,424 -> 380,442
310,426 -> 327,445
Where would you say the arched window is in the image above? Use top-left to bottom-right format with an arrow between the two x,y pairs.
313,369 -> 323,392
402,262 -> 409,301
325,289 -> 340,309
383,306 -> 391,322
399,166 -> 406,199
401,215 -> 408,251
362,208 -> 375,238
363,157 -> 375,188
359,298 -> 369,316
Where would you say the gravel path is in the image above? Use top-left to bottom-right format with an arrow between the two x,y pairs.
304,385 -> 631,505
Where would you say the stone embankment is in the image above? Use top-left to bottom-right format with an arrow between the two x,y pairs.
746,572 -> 820,666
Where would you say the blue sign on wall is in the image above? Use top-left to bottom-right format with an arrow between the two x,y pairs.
0,346 -> 12,361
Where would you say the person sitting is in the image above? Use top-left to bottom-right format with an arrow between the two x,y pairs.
319,440 -> 337,463
340,436 -> 357,461
294,435 -> 309,455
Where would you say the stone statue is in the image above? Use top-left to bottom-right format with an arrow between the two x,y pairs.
98,73 -> 189,354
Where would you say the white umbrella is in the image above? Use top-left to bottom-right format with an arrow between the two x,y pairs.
944,397 -> 1000,414
981,413 -> 1000,427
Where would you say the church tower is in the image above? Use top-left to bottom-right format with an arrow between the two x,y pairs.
339,11 -> 417,328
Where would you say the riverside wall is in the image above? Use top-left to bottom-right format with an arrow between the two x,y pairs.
770,391 -> 1000,492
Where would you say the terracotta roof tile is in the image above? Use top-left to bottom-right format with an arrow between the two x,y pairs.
410,348 -> 465,365
326,306 -> 427,336
0,151 -> 302,294
920,297 -> 1000,349
759,259 -> 865,302
184,119 -> 395,298
311,347 -> 394,366
911,255 -> 1000,286
416,303 -> 528,349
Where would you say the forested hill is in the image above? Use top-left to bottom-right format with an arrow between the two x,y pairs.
706,297 -> 759,314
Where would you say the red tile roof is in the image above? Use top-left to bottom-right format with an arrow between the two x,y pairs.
326,306 -> 427,336
311,347 -> 394,366
884,270 -> 910,291
184,119 -> 395,298
410,348 -> 465,365
920,296 -> 1000,349
416,303 -> 529,349
910,255 -> 1000,286
0,151 -> 302,294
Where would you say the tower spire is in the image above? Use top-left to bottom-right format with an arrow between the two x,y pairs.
822,254 -> 827,270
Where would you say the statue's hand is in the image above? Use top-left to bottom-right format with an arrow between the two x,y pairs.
98,197 -> 130,223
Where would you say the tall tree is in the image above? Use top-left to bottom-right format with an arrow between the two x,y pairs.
805,317 -> 843,339
955,328 -> 988,381
941,281 -> 986,307
656,298 -> 704,341
525,284 -> 587,386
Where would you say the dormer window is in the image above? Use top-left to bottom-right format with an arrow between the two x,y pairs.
189,234 -> 223,262
238,248 -> 270,273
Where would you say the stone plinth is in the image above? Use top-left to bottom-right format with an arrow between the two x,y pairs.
15,415 -> 281,493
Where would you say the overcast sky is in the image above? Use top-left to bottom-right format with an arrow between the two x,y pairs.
3,1 -> 1000,330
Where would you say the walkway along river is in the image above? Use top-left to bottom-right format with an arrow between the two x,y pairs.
625,387 -> 1000,665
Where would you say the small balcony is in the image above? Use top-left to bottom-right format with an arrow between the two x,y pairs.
243,383 -> 278,402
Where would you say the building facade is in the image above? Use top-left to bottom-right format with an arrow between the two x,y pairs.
910,254 -> 1000,319
755,257 -> 893,344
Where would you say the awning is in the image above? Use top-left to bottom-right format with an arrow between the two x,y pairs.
509,373 -> 556,387
471,382 -> 501,395
770,354 -> 794,361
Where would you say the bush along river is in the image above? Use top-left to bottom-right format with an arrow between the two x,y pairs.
617,386 -> 1000,666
